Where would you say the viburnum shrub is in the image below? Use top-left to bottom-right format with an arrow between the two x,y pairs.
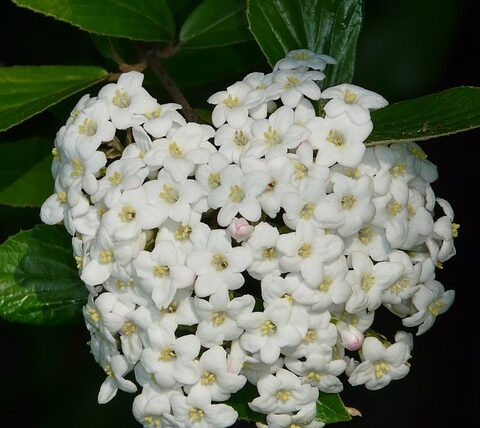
40,50 -> 456,427
1,1 -> 478,427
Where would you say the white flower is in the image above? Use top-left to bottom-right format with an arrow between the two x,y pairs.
208,81 -> 263,128
273,69 -> 325,107
144,170 -> 206,226
171,387 -> 238,428
214,119 -> 254,163
293,256 -> 351,312
98,354 -> 137,404
401,189 -> 434,248
93,158 -> 149,208
314,174 -> 375,237
402,280 -> 455,335
307,113 -> 372,167
64,99 -> 115,159
195,152 -> 230,193
275,49 -> 335,71
132,388 -> 178,428
321,83 -> 388,125
282,176 -> 329,230
98,71 -> 155,129
249,368 -> 318,414
267,410 -> 325,428
427,198 -> 458,262
285,346 -> 347,393
133,240 -> 195,309
343,224 -> 392,262
283,311 -> 337,358
227,217 -> 254,242
187,229 -> 252,297
276,222 -> 344,286
101,187 -> 159,241
141,325 -> 201,388
208,164 -> 268,226
382,250 -> 421,305
188,346 -> 246,401
142,102 -> 186,138
345,252 -> 404,313
245,222 -> 284,280
144,123 -> 215,181
348,337 -> 410,390
194,288 -> 255,348
246,106 -> 309,158
238,300 -> 305,364
242,154 -> 295,218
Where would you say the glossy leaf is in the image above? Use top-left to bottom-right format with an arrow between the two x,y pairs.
0,138 -> 53,207
12,0 -> 175,41
0,65 -> 108,132
247,0 -> 363,86
0,225 -> 87,325
366,86 -> 480,145
316,393 -> 352,424
180,0 -> 252,48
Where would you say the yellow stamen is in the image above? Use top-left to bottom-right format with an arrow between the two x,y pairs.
113,89 -> 130,108
358,226 -> 374,244
275,390 -> 292,401
319,276 -> 333,292
387,200 -> 401,217
108,171 -> 122,186
211,253 -> 229,271
121,321 -> 137,336
297,243 -> 312,258
153,265 -> 170,277
300,202 -> 315,220
294,162 -> 308,180
188,408 -> 205,423
201,371 -> 217,385
70,159 -> 84,177
344,89 -> 358,104
212,311 -> 226,326
159,348 -> 176,361
283,76 -> 300,89
234,130 -> 249,147
428,300 -> 444,316
99,250 -> 113,264
175,224 -> 192,241
374,362 -> 390,378
451,223 -> 460,238
229,185 -> 245,203
264,126 -> 281,145
390,163 -> 407,177
261,320 -> 276,336
223,95 -> 239,108
361,272 -> 375,292
341,194 -> 356,210
159,185 -> 179,204
118,205 -> 136,222
262,247 -> 277,260
326,129 -> 344,146
304,329 -> 317,343
78,118 -> 97,136
169,142 -> 183,158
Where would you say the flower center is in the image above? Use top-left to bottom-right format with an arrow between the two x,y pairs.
118,205 -> 136,222
264,179 -> 276,192
275,390 -> 292,401
391,276 -> 409,295
159,347 -> 176,361
234,130 -> 249,147
169,142 -> 183,158
319,276 -> 333,292
211,253 -> 229,271
113,89 -> 130,108
390,163 -> 407,177
341,194 -> 356,210
52,147 -> 60,160
229,185 -> 245,203
201,371 -> 217,385
326,129 -> 345,146
88,308 -> 100,322
410,146 -> 427,160
188,408 -> 205,423
300,202 -> 315,220
263,126 -> 281,145
175,224 -> 192,241
143,416 -> 161,427
223,95 -> 239,108
292,52 -> 309,60
108,171 -> 122,186
304,329 -> 317,343
283,76 -> 300,89
262,247 -> 277,260
99,250 -> 113,264
344,89 -> 358,104
387,200 -> 401,216
153,265 -> 170,277
159,184 -> 179,204
57,191 -> 67,204
361,272 -> 375,291
297,243 -> 312,258
294,162 -> 308,180
70,158 -> 84,177
145,108 -> 161,120
428,300 -> 444,316
305,371 -> 322,382
358,226 -> 374,244
208,172 -> 221,189
78,118 -> 97,136
374,361 -> 391,378
212,311 -> 226,326
451,223 -> 460,238
121,321 -> 137,336
261,320 -> 276,336
407,204 -> 416,220
164,301 -> 178,314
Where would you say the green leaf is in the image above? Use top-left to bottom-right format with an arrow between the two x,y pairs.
193,108 -> 212,125
0,139 -> 53,207
180,0 -> 252,48
316,393 -> 352,424
247,0 -> 363,85
0,65 -> 108,132
366,86 -> 480,146
227,382 -> 266,423
12,0 -> 175,42
0,225 -> 87,325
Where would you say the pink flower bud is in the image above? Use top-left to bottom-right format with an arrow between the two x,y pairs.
339,325 -> 364,351
227,217 -> 254,242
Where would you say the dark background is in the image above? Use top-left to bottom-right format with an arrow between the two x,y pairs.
1,0 -> 479,427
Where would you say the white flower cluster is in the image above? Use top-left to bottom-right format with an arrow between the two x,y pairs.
41,49 -> 457,428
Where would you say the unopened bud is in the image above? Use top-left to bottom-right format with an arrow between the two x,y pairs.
339,325 -> 364,351
227,217 -> 254,242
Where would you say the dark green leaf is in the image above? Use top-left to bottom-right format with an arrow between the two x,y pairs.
0,139 -> 53,207
316,393 -> 352,424
0,225 -> 87,324
0,65 -> 108,132
227,382 -> 266,423
12,0 -> 175,41
180,0 -> 252,48
366,86 -> 480,146
193,108 -> 212,125
247,0 -> 363,85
